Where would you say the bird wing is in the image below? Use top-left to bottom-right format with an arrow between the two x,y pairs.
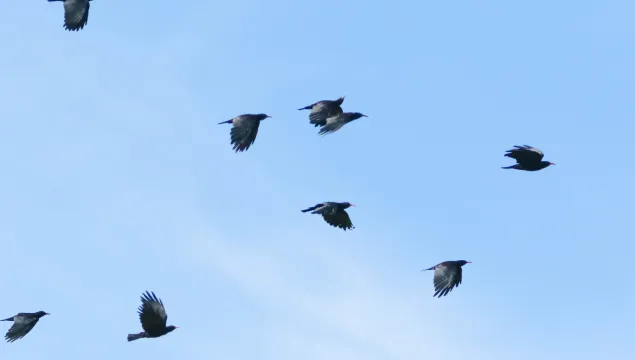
63,0 -> 90,31
4,315 -> 39,343
138,291 -> 168,333
309,102 -> 343,127
505,145 -> 544,164
318,115 -> 345,135
322,210 -> 355,230
432,263 -> 462,297
230,118 -> 261,152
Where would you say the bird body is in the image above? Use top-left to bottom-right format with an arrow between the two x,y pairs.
502,145 -> 555,171
318,112 -> 367,135
48,0 -> 91,31
301,202 -> 355,230
127,291 -> 178,342
218,113 -> 271,152
2,311 -> 49,343
422,260 -> 471,298
298,97 -> 345,127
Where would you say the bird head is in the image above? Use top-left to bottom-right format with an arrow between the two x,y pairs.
35,311 -> 50,318
349,112 -> 368,121
166,325 -> 179,333
458,260 -> 472,266
256,114 -> 272,121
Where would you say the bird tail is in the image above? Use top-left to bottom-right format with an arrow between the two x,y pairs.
501,165 -> 516,169
127,332 -> 147,342
298,104 -> 314,110
218,119 -> 233,125
421,266 -> 435,271
301,205 -> 318,213
0,317 -> 13,321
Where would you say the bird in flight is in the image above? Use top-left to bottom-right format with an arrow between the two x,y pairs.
1,311 -> 49,343
422,260 -> 471,298
301,202 -> 356,230
298,97 -> 345,128
128,291 -> 178,342
218,113 -> 271,152
502,145 -> 555,171
48,0 -> 92,31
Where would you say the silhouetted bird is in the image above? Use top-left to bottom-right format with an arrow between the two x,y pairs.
422,260 -> 471,298
2,311 -> 49,343
48,0 -> 92,31
218,114 -> 271,152
502,145 -> 555,171
301,202 -> 355,230
127,291 -> 178,342
318,112 -> 367,135
298,97 -> 345,127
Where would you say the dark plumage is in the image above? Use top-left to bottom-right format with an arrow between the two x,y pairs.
127,291 -> 178,342
318,112 -> 367,135
502,145 -> 555,171
218,113 -> 271,152
48,0 -> 92,31
298,97 -> 345,127
301,202 -> 355,230
422,260 -> 471,298
2,311 -> 49,343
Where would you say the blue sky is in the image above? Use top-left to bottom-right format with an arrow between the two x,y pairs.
1,0 -> 633,359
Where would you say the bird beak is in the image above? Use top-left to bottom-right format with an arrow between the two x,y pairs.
362,114 -> 368,117
466,261 -> 472,264
45,313 -> 50,315
266,115 -> 272,118
350,204 -> 356,207
550,162 -> 556,165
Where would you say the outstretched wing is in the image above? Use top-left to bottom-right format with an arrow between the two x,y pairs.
432,263 -> 462,298
4,315 -> 39,343
230,118 -> 261,152
63,0 -> 90,31
505,145 -> 544,164
138,291 -> 168,333
322,210 -> 354,230
310,101 -> 343,127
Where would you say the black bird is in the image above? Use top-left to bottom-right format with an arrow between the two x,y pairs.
502,145 -> 555,171
127,291 -> 178,342
298,97 -> 345,127
422,260 -> 471,298
318,112 -> 367,135
2,311 -> 49,343
301,202 -> 355,230
48,0 -> 92,31
218,113 -> 271,152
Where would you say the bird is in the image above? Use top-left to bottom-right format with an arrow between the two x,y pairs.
318,112 -> 367,136
48,0 -> 92,31
502,145 -> 555,171
298,97 -> 345,127
422,260 -> 471,298
1,311 -> 49,343
127,291 -> 178,342
218,113 -> 271,152
301,202 -> 355,230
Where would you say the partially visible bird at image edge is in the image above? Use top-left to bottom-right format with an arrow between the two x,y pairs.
218,113 -> 271,153
422,260 -> 471,298
301,202 -> 356,230
48,0 -> 92,31
1,311 -> 49,343
502,145 -> 555,171
127,291 -> 179,342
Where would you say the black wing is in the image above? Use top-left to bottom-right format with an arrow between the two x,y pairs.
322,210 -> 354,230
309,102 -> 343,127
318,115 -> 346,135
63,0 -> 90,31
4,315 -> 40,343
432,263 -> 462,298
230,119 -> 260,152
505,145 -> 544,164
138,291 -> 168,333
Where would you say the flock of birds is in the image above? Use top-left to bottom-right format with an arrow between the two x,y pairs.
3,0 -> 557,345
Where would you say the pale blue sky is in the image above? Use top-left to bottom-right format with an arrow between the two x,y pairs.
1,1 -> 633,359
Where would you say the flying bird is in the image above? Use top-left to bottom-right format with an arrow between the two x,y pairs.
502,145 -> 555,171
422,260 -> 471,298
127,291 -> 178,342
48,0 -> 92,31
218,113 -> 271,152
2,311 -> 49,343
298,97 -> 345,127
301,202 -> 355,230
318,112 -> 367,135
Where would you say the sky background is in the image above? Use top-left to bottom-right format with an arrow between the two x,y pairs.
1,1 -> 633,359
